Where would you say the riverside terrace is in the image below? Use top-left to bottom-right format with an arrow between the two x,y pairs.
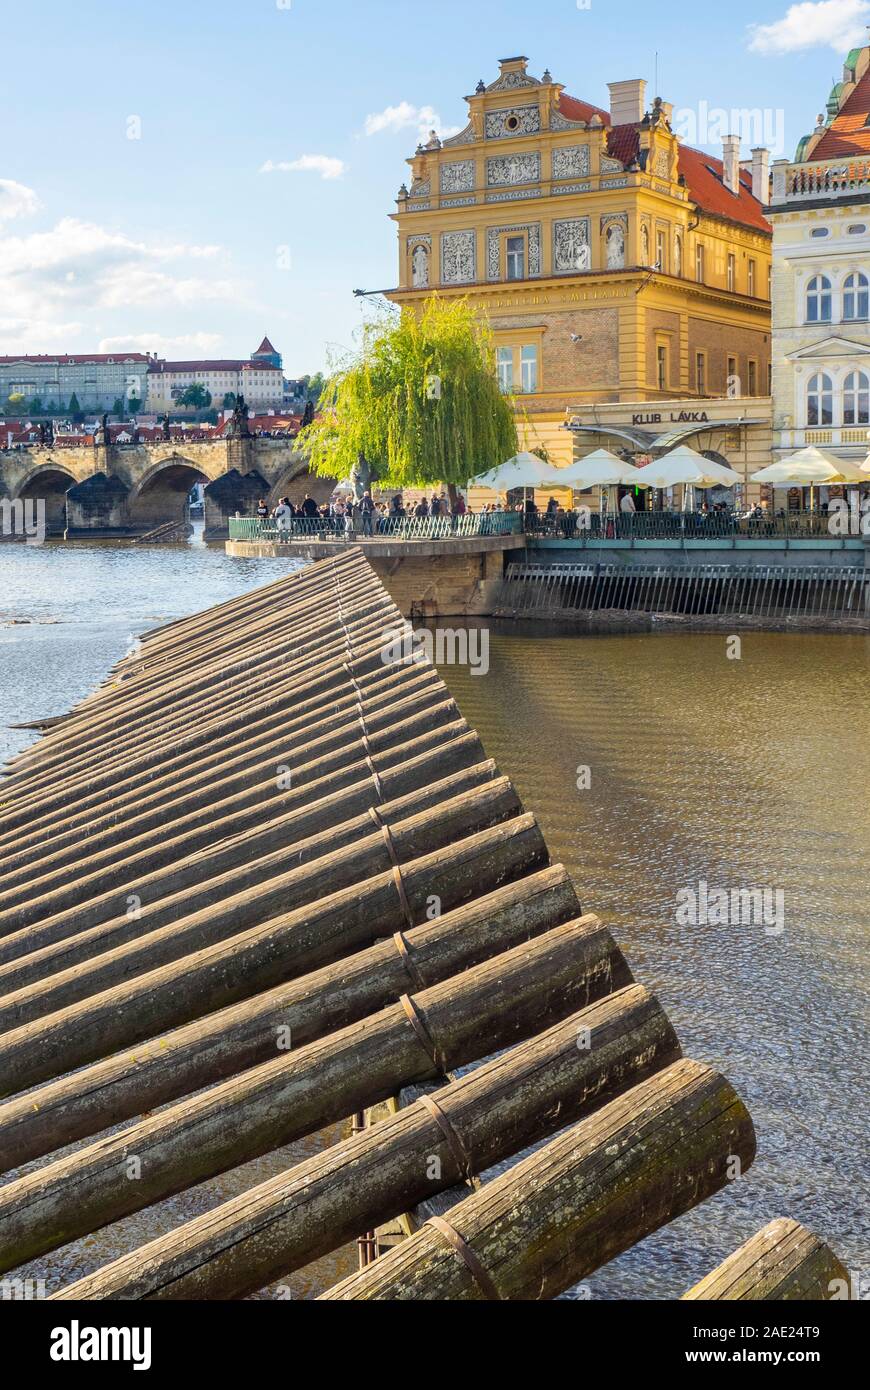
226,509 -> 870,621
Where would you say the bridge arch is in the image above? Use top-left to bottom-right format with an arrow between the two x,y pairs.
15,463 -> 79,535
128,454 -> 210,530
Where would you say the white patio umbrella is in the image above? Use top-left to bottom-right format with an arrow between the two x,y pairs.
751,446 -> 870,487
633,446 -> 741,510
469,451 -> 558,492
544,447 -> 647,514
751,446 -> 870,511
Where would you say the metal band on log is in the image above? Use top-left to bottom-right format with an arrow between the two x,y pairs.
682,1219 -> 849,1301
0,916 -> 626,1273
319,1058 -> 757,1301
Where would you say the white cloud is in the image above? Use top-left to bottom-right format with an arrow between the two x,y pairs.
363,102 -> 462,142
0,178 -> 41,225
98,332 -> 224,356
259,154 -> 347,179
0,215 -> 245,352
748,0 -> 870,53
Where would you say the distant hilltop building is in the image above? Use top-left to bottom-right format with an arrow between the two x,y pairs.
0,337 -> 285,415
145,336 -> 284,413
0,353 -> 151,413
387,55 -> 773,466
769,44 -> 870,466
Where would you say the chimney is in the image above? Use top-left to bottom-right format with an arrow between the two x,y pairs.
608,79 -> 647,126
751,146 -> 770,205
722,134 -> 741,195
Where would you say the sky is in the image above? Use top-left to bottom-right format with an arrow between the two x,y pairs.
2,0 -> 869,375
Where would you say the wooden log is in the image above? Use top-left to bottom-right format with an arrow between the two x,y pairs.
0,690 -> 465,931
682,1219 -> 849,1301
0,779 -> 522,1027
0,915 -> 615,1274
54,983 -> 676,1300
0,867 -> 590,1173
0,756 -> 497,978
320,1058 -> 756,1301
0,813 -> 548,1091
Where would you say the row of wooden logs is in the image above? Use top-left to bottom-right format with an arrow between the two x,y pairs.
0,548 -> 847,1300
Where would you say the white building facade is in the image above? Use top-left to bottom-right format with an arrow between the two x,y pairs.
769,47 -> 870,466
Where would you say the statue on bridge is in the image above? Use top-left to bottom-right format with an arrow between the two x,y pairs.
161,414 -> 171,441
227,394 -> 251,439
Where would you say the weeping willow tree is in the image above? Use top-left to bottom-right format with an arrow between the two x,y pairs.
299,297 -> 518,498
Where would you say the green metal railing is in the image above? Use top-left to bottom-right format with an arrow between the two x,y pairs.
524,509 -> 860,542
228,512 -> 523,542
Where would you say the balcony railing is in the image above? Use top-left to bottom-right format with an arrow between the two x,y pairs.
524,509 -> 857,541
228,511 -> 523,543
773,157 -> 870,204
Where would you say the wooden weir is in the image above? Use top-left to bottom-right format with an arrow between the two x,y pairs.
0,548 -> 839,1300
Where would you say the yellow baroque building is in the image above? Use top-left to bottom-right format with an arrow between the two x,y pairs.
387,56 -> 773,474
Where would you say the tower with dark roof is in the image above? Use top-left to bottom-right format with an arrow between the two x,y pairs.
251,336 -> 282,371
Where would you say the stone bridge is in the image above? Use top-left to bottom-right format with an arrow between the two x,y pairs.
0,436 -> 330,538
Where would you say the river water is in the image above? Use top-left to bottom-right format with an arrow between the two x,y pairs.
0,537 -> 867,1300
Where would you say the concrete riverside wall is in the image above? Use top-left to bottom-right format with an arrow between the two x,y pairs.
225,535 -> 525,617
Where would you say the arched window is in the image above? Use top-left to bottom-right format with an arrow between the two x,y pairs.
806,275 -> 832,323
843,272 -> 869,321
806,372 -> 833,426
843,370 -> 870,425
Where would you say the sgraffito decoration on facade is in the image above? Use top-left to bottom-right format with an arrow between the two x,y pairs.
485,105 -> 541,140
601,155 -> 624,173
441,229 -> 476,283
552,146 -> 590,180
553,218 -> 591,272
486,224 -> 542,279
486,152 -> 541,187
440,160 -> 476,194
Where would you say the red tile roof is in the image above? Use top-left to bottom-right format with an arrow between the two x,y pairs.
253,336 -> 278,355
811,68 -> 870,159
556,93 -> 770,234
148,360 -> 281,373
0,353 -> 150,365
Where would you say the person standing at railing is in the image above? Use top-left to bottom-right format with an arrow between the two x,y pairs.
344,497 -> 356,538
414,497 -> 429,518
300,494 -> 319,520
256,499 -> 269,521
273,497 -> 293,535
360,490 -> 375,536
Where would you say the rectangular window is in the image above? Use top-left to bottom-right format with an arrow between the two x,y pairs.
727,356 -> 738,396
727,254 -> 736,292
656,229 -> 666,272
506,235 -> 525,281
497,347 -> 514,393
696,352 -> 706,395
520,345 -> 538,393
748,260 -> 756,296
768,361 -> 773,393
748,360 -> 757,395
657,344 -> 668,391
695,244 -> 705,283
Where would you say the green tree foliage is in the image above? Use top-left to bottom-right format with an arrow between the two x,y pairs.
222,391 -> 237,409
29,397 -> 43,415
68,393 -> 83,422
299,298 -> 517,492
112,397 -> 125,418
6,393 -> 26,412
177,383 -> 212,409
